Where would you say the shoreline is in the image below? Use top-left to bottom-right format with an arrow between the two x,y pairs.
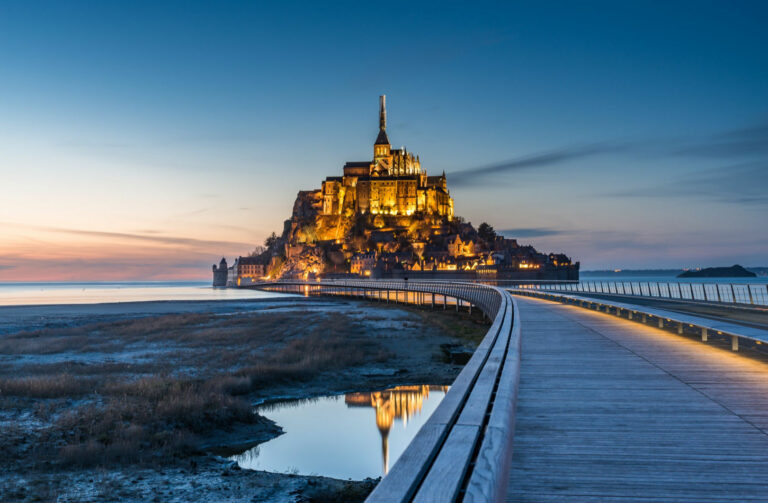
0,295 -> 303,313
0,296 -> 310,335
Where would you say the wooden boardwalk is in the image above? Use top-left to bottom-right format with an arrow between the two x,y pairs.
508,296 -> 768,502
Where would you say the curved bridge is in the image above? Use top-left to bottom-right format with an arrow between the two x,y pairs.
250,280 -> 768,502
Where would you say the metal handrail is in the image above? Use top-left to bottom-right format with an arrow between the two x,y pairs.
515,280 -> 768,307
248,279 -> 521,502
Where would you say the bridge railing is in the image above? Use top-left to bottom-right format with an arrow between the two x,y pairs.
511,287 -> 768,352
249,279 -> 521,502
514,280 -> 768,307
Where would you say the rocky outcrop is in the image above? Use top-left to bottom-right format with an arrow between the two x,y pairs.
292,190 -> 322,220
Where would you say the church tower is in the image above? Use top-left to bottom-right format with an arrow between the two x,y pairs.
373,95 -> 391,173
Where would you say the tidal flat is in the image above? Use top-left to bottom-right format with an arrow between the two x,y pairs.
0,297 -> 487,502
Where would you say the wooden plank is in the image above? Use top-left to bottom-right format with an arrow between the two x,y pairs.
466,298 -> 519,500
427,299 -> 506,426
412,425 -> 480,503
364,423 -> 446,503
456,296 -> 513,426
464,426 -> 514,503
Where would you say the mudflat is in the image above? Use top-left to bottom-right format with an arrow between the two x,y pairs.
0,296 -> 487,502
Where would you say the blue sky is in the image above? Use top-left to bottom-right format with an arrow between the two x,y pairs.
1,1 -> 766,279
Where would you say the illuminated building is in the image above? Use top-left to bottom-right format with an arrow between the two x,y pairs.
236,256 -> 265,281
446,234 -> 476,258
350,251 -> 376,276
321,96 -> 454,219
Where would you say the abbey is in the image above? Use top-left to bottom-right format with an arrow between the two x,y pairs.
321,96 -> 454,218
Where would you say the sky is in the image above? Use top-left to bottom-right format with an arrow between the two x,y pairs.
1,1 -> 766,281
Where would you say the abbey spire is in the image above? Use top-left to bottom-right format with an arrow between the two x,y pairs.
379,95 -> 386,131
374,94 -> 390,146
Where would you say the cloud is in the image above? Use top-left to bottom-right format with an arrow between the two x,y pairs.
0,222 -> 255,250
48,227 -> 252,249
673,122 -> 768,159
497,227 -> 567,238
447,119 -> 768,188
448,142 -> 630,187
604,161 -> 768,205
0,265 -> 15,270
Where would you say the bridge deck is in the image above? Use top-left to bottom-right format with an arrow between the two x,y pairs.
508,296 -> 768,502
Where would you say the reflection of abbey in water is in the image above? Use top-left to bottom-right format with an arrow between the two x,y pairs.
345,385 -> 449,475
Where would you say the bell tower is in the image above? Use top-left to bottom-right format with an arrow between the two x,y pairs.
373,95 -> 391,171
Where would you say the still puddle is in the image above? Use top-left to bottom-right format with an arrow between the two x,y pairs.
231,385 -> 448,480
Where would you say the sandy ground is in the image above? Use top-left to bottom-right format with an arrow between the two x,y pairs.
0,296 -> 487,502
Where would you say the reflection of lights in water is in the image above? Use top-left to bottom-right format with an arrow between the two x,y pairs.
345,385 -> 449,475
229,385 -> 448,479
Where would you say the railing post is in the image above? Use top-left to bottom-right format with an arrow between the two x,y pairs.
678,322 -> 683,335
747,285 -> 754,305
701,327 -> 708,341
658,318 -> 664,329
716,284 -> 721,303
731,335 -> 739,351
730,284 -> 737,304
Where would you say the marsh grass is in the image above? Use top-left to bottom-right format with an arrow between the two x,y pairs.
55,376 -> 256,466
0,309 -> 397,467
410,308 -> 488,345
0,304 -> 482,468
240,332 -> 390,389
0,374 -> 98,398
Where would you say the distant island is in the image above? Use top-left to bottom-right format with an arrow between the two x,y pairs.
582,266 -> 767,278
677,265 -> 757,278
